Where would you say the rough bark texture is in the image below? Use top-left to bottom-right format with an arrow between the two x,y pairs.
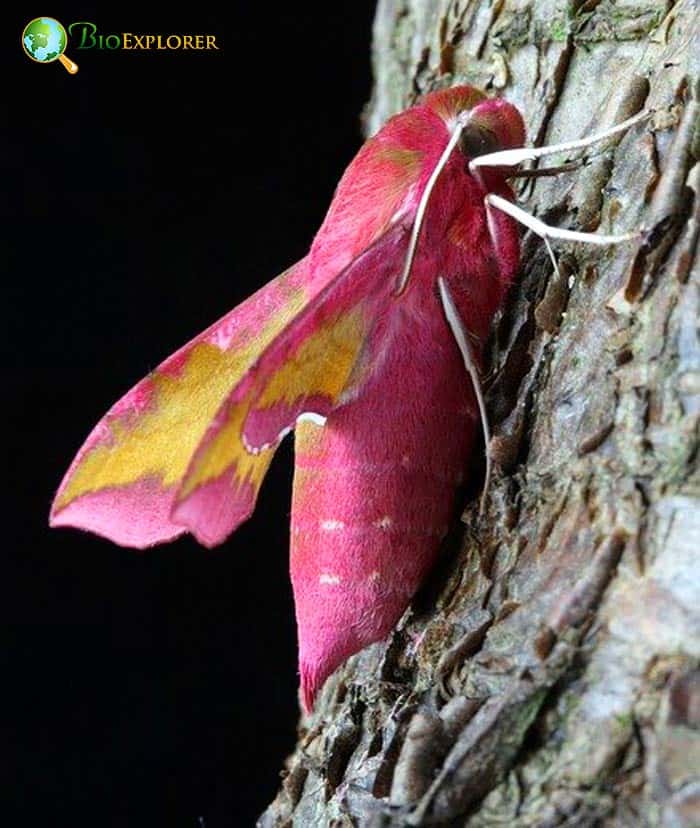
260,2 -> 699,825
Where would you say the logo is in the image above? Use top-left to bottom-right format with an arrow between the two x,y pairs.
69,22 -> 220,51
22,18 -> 220,71
21,17 -> 78,74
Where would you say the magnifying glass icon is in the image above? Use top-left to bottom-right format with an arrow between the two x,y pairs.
22,17 -> 78,74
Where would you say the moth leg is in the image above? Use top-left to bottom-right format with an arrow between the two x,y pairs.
437,277 -> 492,517
485,193 -> 639,246
544,236 -> 562,281
509,160 -> 582,179
469,109 -> 650,171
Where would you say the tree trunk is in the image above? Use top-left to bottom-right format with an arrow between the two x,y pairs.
261,1 -> 699,825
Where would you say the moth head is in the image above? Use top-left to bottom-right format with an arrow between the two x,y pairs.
420,86 -> 525,163
457,98 -> 526,162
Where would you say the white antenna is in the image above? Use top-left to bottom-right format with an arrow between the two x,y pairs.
469,110 -> 650,171
395,111 -> 472,296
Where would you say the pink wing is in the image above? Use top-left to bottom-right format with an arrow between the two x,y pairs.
51,83 -> 438,551
50,259 -> 311,548
172,223 -> 410,546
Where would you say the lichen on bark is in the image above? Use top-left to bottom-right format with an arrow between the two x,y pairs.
260,2 -> 699,825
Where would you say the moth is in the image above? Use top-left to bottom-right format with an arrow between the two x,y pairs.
51,86 -> 644,710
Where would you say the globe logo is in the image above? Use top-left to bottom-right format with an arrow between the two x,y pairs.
22,17 -> 78,74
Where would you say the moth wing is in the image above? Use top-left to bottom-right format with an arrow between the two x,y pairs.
173,222 -> 409,546
50,259 -> 311,548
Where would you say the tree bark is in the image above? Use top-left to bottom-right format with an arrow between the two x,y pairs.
261,2 -> 699,825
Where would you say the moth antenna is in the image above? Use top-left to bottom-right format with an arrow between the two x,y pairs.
396,112 -> 471,296
485,194 -> 640,246
469,109 -> 651,171
437,277 -> 492,517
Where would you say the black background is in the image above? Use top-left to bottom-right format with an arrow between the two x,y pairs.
6,5 -> 376,825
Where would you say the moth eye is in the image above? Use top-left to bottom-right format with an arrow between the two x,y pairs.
458,123 -> 500,161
